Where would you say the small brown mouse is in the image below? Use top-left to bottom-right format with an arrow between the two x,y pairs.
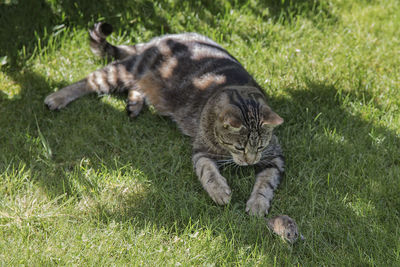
266,215 -> 304,243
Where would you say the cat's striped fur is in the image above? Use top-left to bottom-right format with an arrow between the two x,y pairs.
45,23 -> 285,216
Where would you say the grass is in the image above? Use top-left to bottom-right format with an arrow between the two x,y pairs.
1,0 -> 399,265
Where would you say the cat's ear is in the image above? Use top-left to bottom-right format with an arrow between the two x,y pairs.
262,110 -> 283,127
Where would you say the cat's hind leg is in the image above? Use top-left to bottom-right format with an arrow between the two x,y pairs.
45,59 -> 136,110
45,79 -> 90,110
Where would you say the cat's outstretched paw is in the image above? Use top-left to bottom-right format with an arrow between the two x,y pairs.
44,91 -> 69,110
246,193 -> 270,216
267,215 -> 300,244
45,80 -> 87,110
204,175 -> 232,205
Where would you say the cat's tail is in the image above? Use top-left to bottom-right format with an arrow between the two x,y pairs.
89,22 -> 138,61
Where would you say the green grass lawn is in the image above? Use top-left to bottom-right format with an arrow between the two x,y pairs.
1,0 -> 399,265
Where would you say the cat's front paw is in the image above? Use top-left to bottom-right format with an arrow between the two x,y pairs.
204,174 -> 232,206
246,192 -> 271,216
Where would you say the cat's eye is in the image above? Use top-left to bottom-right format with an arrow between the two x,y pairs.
234,146 -> 245,151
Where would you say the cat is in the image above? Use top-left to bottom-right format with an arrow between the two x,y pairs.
45,22 -> 285,216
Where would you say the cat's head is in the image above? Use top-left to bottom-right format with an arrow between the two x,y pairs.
214,91 -> 283,166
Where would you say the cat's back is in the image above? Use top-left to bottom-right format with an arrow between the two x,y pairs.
134,32 -> 256,136
145,32 -> 227,57
140,33 -> 254,101
140,32 -> 251,85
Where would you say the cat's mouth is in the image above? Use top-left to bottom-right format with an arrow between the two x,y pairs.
232,154 -> 260,166
234,160 -> 250,166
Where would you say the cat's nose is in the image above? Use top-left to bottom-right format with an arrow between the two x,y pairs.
246,159 -> 256,165
244,154 -> 257,165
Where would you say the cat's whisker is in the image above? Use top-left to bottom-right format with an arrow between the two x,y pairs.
216,159 -> 233,164
223,160 -> 240,168
217,158 -> 234,163
208,154 -> 233,160
217,160 -> 235,167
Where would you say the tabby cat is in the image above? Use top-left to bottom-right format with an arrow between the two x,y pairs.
45,23 -> 285,216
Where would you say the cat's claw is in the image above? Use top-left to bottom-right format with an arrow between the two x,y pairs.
245,194 -> 270,216
212,189 -> 231,205
204,175 -> 232,205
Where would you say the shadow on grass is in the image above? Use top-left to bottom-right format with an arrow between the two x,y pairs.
0,0 -> 166,70
0,0 -> 336,70
248,0 -> 338,24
